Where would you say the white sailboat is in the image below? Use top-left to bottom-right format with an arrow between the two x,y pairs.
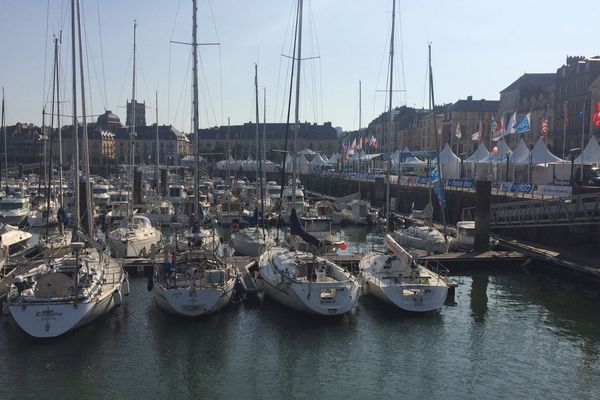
150,0 -> 235,317
231,64 -> 274,257
359,234 -> 448,312
259,0 -> 360,316
107,21 -> 162,259
8,0 -> 127,337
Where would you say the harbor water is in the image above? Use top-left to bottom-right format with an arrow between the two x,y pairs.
1,227 -> 600,400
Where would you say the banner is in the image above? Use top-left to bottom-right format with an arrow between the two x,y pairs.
499,182 -> 533,193
447,178 -> 475,188
534,185 -> 572,197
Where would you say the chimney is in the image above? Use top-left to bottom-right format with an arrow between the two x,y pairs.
467,95 -> 473,101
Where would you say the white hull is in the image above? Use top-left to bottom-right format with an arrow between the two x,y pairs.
259,247 -> 360,315
359,236 -> 448,312
109,234 -> 161,258
9,289 -> 119,337
152,279 -> 235,317
0,213 -> 27,226
231,229 -> 273,257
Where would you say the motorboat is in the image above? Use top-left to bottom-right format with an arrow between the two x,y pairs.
289,216 -> 343,255
0,196 -> 30,226
231,227 -> 274,257
449,221 -> 498,250
359,234 -> 448,312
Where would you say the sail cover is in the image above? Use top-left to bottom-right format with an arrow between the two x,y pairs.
290,208 -> 322,247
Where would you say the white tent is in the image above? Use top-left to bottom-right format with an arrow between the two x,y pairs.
574,135 -> 600,164
434,143 -> 460,179
509,138 -> 531,165
464,143 -> 490,163
328,153 -> 339,164
530,137 -> 563,164
310,153 -> 328,171
297,154 -> 311,174
490,139 -> 512,163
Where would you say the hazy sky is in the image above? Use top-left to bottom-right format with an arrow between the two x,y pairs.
1,0 -> 598,132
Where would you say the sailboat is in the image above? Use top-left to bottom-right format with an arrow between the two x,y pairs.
149,0 -> 235,317
359,234 -> 448,311
231,64 -> 275,257
258,0 -> 360,315
359,3 -> 448,311
8,0 -> 127,337
108,21 -> 162,259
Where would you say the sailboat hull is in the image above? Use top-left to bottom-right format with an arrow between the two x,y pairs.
152,279 -> 235,317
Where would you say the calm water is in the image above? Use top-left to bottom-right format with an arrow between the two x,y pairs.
2,227 -> 600,400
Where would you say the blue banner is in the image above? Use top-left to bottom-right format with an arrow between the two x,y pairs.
447,178 -> 475,188
500,182 -> 533,193
398,150 -> 437,161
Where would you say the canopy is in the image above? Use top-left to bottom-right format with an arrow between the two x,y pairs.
464,143 -> 490,163
433,143 -> 460,179
509,138 -> 530,165
490,139 -> 512,163
574,135 -> 600,164
310,153 -> 328,167
530,137 -> 563,164
328,153 -> 339,164
298,148 -> 316,155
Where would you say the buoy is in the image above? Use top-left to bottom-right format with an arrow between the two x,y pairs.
113,290 -> 123,306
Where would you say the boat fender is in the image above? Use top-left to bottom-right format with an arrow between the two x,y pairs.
123,275 -> 130,296
113,290 -> 123,306
147,276 -> 154,291
231,222 -> 240,232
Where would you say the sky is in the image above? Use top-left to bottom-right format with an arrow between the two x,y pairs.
1,0 -> 598,133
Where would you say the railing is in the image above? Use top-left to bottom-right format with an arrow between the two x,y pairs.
461,192 -> 600,228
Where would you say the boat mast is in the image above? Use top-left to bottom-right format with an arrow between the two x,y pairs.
254,64 -> 260,199
56,32 -> 64,208
128,20 -> 137,226
385,0 -> 396,233
76,0 -> 93,237
429,43 -> 448,242
46,36 -> 59,237
155,91 -> 160,192
358,80 -> 362,198
291,0 -> 303,209
192,0 -> 200,222
71,0 -> 80,232
1,89 -> 5,191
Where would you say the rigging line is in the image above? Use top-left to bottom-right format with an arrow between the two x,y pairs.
80,2 -> 96,120
207,0 -> 220,42
116,52 -> 133,115
95,0 -> 108,109
167,0 -> 183,123
275,0 -> 297,123
173,50 -> 192,131
308,2 -> 322,124
198,51 -> 218,128
42,0 -> 51,112
421,55 -> 428,110
218,42 -> 224,125
397,0 -> 407,106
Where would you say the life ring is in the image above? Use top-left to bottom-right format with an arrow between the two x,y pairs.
231,222 -> 240,232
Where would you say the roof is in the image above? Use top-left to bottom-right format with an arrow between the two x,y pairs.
450,98 -> 499,113
500,73 -> 555,94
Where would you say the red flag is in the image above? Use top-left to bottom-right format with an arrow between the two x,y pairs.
593,102 -> 600,127
540,117 -> 549,138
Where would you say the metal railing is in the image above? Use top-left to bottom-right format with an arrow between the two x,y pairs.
462,192 -> 600,228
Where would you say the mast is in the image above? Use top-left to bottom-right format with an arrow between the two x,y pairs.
227,117 -> 230,180
254,64 -> 260,195
71,0 -> 80,232
46,37 -> 59,237
262,88 -> 267,194
429,43 -> 448,242
385,0 -> 396,233
192,0 -> 200,221
358,80 -> 362,198
155,90 -> 159,191
291,0 -> 303,208
128,20 -> 137,225
56,33 -> 64,207
76,0 -> 93,237
1,89 -> 5,191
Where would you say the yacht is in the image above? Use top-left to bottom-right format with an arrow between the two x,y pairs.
394,224 -> 448,254
108,215 -> 162,258
0,196 -> 30,226
27,199 -> 60,227
359,234 -> 448,312
231,227 -> 274,257
8,242 -> 127,337
92,183 -> 111,208
289,216 -> 343,255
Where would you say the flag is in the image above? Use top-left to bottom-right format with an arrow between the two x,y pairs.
455,122 -> 462,138
505,111 -> 517,136
471,118 -> 482,141
364,136 -> 369,145
490,115 -> 497,134
593,102 -> 600,127
430,168 -> 446,208
370,135 -> 378,149
351,138 -> 358,150
492,114 -> 505,141
513,112 -> 530,134
540,117 -> 549,138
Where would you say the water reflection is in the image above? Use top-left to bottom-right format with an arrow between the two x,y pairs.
470,274 -> 489,322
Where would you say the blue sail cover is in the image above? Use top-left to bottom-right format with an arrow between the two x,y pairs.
290,208 -> 322,247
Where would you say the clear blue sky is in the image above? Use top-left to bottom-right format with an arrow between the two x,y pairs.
1,0 -> 598,132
